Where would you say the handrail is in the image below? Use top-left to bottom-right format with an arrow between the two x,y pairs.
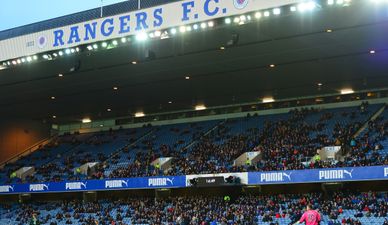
0,136 -> 54,168
352,104 -> 386,138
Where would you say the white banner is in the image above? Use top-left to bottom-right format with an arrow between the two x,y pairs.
0,0 -> 302,61
186,172 -> 248,186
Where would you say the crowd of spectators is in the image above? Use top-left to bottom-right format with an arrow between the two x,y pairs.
109,104 -> 387,178
1,191 -> 387,225
1,104 -> 387,183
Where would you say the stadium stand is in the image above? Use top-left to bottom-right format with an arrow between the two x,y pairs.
0,191 -> 387,225
0,103 -> 386,183
106,120 -> 220,178
0,134 -> 92,184
359,107 -> 388,158
1,0 -> 388,224
0,128 -> 153,184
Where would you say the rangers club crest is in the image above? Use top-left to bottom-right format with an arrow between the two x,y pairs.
37,36 -> 47,49
234,0 -> 249,9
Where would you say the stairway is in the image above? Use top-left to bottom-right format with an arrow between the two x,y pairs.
181,119 -> 226,151
104,128 -> 155,163
352,104 -> 386,138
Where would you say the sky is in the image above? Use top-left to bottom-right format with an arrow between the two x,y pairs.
0,0 -> 128,31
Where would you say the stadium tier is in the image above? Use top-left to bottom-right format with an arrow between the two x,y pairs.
0,191 -> 387,225
0,103 -> 387,184
1,0 -> 388,224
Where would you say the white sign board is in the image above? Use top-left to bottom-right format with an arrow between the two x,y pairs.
186,172 -> 248,186
0,0 -> 302,61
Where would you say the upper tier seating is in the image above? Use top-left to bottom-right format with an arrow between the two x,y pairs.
0,103 -> 386,184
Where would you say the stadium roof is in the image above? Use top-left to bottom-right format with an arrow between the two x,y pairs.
1,0 -> 388,123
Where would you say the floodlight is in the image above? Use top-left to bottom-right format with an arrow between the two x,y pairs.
340,88 -> 354,95
273,8 -> 281,15
195,105 -> 206,111
82,118 -> 92,123
135,112 -> 145,117
263,97 -> 275,103
179,26 -> 186,33
170,28 -> 177,34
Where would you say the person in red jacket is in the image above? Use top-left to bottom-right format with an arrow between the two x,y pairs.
294,204 -> 321,225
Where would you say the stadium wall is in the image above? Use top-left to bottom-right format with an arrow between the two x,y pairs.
0,119 -> 51,165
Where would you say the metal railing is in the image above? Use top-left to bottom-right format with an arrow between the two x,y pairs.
0,137 -> 53,168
